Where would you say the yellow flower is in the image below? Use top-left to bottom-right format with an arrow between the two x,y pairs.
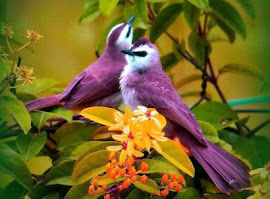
134,106 -> 166,128
109,106 -> 134,132
15,66 -> 36,85
26,30 -> 43,42
1,26 -> 14,38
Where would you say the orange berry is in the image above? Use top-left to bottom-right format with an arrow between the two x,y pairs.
119,169 -> 126,177
92,178 -> 98,186
89,185 -> 95,192
97,187 -> 103,193
126,178 -> 131,186
173,181 -> 179,187
140,162 -> 149,171
88,191 -> 94,196
125,156 -> 134,167
176,184 -> 182,192
109,152 -> 116,161
110,170 -> 117,179
168,182 -> 174,189
122,180 -> 128,189
118,185 -> 124,191
105,163 -> 112,173
105,194 -> 110,199
178,175 -> 184,183
131,175 -> 137,182
162,174 -> 169,183
128,166 -> 137,176
111,159 -> 117,166
170,173 -> 177,181
140,175 -> 148,183
161,188 -> 169,197
102,184 -> 108,189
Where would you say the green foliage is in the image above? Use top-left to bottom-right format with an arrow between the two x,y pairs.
16,131 -> 47,160
188,0 -> 209,11
176,187 -> 201,199
150,3 -> 183,43
183,1 -> 200,30
198,121 -> 219,143
99,0 -> 119,17
79,1 -> 100,24
133,177 -> 160,195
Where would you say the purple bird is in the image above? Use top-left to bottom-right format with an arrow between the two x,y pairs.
25,16 -> 135,111
120,38 -> 250,194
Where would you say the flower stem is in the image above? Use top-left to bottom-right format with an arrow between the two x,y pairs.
5,36 -> 13,54
17,41 -> 30,52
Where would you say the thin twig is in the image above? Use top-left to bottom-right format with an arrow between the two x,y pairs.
248,119 -> 270,137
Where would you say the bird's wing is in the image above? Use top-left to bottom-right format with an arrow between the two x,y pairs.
136,71 -> 207,145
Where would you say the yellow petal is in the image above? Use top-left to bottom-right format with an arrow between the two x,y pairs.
157,137 -> 168,142
106,145 -> 122,151
127,141 -> 134,156
112,134 -> 128,142
133,150 -> 144,157
119,150 -> 128,165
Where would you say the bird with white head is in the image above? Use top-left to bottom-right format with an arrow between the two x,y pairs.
120,37 -> 250,195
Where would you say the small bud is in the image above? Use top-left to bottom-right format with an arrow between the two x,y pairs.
122,180 -> 129,189
110,170 -> 117,179
102,184 -> 108,189
162,174 -> 169,183
161,188 -> 169,197
176,184 -> 182,192
115,166 -> 121,174
125,156 -> 134,167
105,163 -> 112,173
128,166 -> 137,176
170,173 -> 177,181
119,169 -> 126,177
178,175 -> 184,183
173,181 -> 179,187
109,152 -> 116,161
97,187 -> 103,193
88,185 -> 95,195
88,191 -> 94,196
140,175 -> 148,183
111,159 -> 117,166
140,162 -> 149,171
105,194 -> 111,199
92,178 -> 98,186
168,182 -> 174,189
131,175 -> 137,182
126,178 -> 132,186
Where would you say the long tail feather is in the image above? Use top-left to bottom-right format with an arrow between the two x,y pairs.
25,94 -> 62,111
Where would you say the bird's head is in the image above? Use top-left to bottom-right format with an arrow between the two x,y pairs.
106,16 -> 135,50
120,37 -> 161,72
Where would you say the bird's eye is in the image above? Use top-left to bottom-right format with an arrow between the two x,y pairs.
126,26 -> 131,38
133,51 -> 147,57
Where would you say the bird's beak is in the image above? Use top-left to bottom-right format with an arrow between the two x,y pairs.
120,49 -> 135,56
127,16 -> 135,27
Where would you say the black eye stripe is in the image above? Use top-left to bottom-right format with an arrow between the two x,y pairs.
133,51 -> 147,57
126,26 -> 131,38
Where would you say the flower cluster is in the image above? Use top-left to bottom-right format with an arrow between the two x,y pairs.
88,152 -> 149,198
107,106 -> 168,164
1,26 -> 14,38
160,173 -> 184,196
26,30 -> 43,42
248,162 -> 270,199
14,65 -> 36,85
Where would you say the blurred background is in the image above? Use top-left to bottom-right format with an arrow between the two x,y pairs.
0,0 -> 269,136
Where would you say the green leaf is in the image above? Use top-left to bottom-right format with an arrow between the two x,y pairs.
56,142 -> 85,163
134,0 -> 148,25
233,136 -> 270,168
17,78 -> 61,94
235,0 -> 255,19
126,188 -> 149,199
96,15 -> 124,53
16,93 -> 37,102
99,0 -> 119,17
198,121 -> 220,143
45,160 -> 74,185
133,28 -> 146,43
74,141 -> 119,168
188,31 -> 210,66
26,156 -> 52,175
79,2 -> 100,24
16,131 -> 47,161
192,101 -> 239,130
93,174 -> 125,185
55,122 -> 98,149
150,3 -> 183,43
42,193 -> 59,199
124,4 -> 147,29
0,94 -> 31,134
157,139 -> 195,177
0,61 -> 11,84
184,1 -> 201,29
70,141 -> 102,159
0,181 -> 25,199
161,53 -> 179,71
135,159 -> 180,174
64,183 -> 90,199
176,187 -> 201,199
0,142 -> 33,192
218,64 -> 264,81
188,0 -> 209,11
72,150 -> 119,185
208,12 -> 235,43
209,0 -> 246,39
133,177 -> 160,195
